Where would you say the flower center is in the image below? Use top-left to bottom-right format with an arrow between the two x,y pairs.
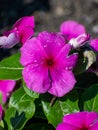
80,127 -> 88,130
46,59 -> 54,66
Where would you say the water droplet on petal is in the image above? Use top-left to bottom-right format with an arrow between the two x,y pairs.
58,42 -> 61,46
46,39 -> 49,42
65,67 -> 68,70
43,44 -> 47,48
69,66 -> 73,70
34,60 -> 37,63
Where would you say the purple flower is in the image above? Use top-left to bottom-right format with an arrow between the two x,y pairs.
0,16 -> 35,48
56,111 -> 98,130
0,80 -> 16,103
60,20 -> 86,40
20,31 -> 78,97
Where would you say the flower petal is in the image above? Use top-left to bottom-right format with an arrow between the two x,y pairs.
20,38 -> 48,66
60,20 -> 86,40
90,121 -> 98,130
0,80 -> 16,103
55,44 -> 78,70
14,16 -> 35,44
38,31 -> 66,57
85,112 -> 98,127
64,54 -> 78,69
63,112 -> 86,127
1,80 -> 15,92
90,39 -> 98,51
0,36 -> 7,46
20,27 -> 34,44
14,16 -> 35,29
62,111 -> 98,128
56,123 -> 79,130
22,64 -> 50,93
48,70 -> 76,97
4,33 -> 19,48
54,43 -> 72,60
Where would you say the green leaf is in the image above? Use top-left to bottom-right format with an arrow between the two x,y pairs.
80,84 -> 98,111
10,111 -> 26,130
23,81 -> 39,99
6,87 -> 35,129
0,126 -> 4,130
5,108 -> 26,130
0,120 -> 4,129
41,90 -> 79,127
0,92 -> 2,104
0,53 -> 23,80
9,87 -> 35,118
23,82 -> 45,119
5,107 -> 16,130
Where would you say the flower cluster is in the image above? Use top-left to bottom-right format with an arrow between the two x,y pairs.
0,16 -> 98,129
1,18 -> 97,98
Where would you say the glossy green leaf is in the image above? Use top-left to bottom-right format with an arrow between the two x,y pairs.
6,87 -> 35,129
0,53 -> 23,80
10,111 -> 26,130
41,90 -> 79,127
5,107 -> 16,130
9,87 -> 35,117
5,108 -> 26,130
80,84 -> 98,111
23,81 -> 39,99
0,120 -> 4,130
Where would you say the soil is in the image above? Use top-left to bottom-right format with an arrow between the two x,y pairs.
0,0 -> 98,58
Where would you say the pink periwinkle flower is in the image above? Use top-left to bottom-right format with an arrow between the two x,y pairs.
60,20 -> 86,41
0,16 -> 35,48
20,31 -> 78,97
0,80 -> 16,103
56,111 -> 98,130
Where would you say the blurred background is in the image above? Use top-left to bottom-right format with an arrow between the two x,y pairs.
0,0 -> 98,58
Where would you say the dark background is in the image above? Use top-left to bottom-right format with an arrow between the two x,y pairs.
0,0 -> 98,58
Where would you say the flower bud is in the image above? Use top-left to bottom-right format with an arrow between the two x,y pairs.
69,33 -> 90,48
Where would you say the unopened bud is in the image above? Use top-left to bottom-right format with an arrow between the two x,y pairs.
69,33 -> 90,48
0,32 -> 20,48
